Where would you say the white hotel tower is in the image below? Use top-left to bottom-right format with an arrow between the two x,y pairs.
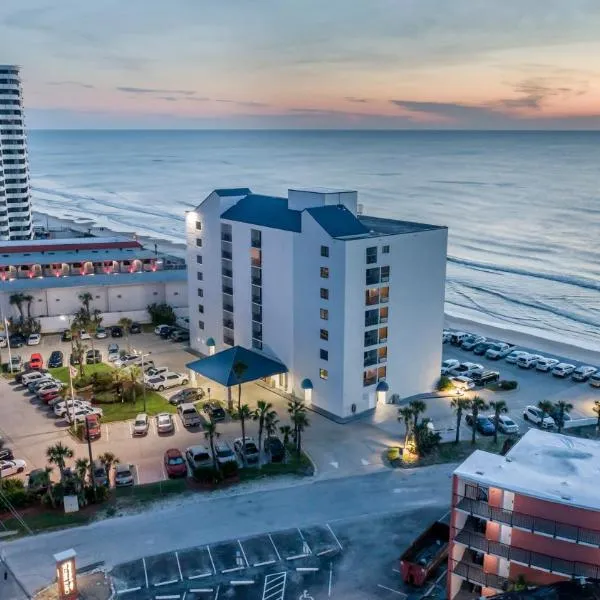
0,65 -> 32,240
186,187 -> 447,421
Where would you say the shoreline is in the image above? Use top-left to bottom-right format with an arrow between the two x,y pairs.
32,209 -> 599,366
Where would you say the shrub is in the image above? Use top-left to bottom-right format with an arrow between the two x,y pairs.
498,380 -> 518,391
414,420 -> 441,456
0,479 -> 32,509
220,460 -> 239,479
192,466 -> 221,484
437,375 -> 454,392
147,302 -> 177,326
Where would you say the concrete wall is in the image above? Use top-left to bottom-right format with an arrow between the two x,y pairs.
513,493 -> 600,530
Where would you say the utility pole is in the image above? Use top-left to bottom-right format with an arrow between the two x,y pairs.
84,417 -> 96,500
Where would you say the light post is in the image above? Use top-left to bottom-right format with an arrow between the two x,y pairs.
134,349 -> 151,413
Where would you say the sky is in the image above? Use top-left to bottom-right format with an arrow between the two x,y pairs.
3,0 -> 600,129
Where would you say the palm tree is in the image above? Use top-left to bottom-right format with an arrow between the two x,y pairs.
553,400 -> 573,433
9,293 -> 25,322
127,365 -> 142,404
594,401 -> 600,434
72,336 -> 87,378
78,291 -> 93,318
99,451 -> 119,482
112,368 -> 127,402
291,410 -> 309,457
450,397 -> 471,444
470,396 -> 489,445
288,399 -> 305,445
489,400 -> 508,444
23,294 -> 34,322
409,399 -> 427,430
397,406 -> 414,447
231,361 -> 248,414
237,403 -> 253,467
39,467 -> 56,508
118,317 -> 133,351
279,425 -> 292,447
265,410 -> 279,439
537,400 -> 553,427
74,457 -> 89,484
204,421 -> 220,471
46,442 -> 74,484
252,400 -> 276,468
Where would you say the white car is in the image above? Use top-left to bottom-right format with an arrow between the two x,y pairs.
450,362 -> 484,377
27,333 -> 41,346
0,335 -> 6,348
552,363 -> 576,378
535,357 -> 560,372
441,359 -> 460,375
22,371 -> 48,386
67,406 -> 103,423
79,330 -> 91,340
572,366 -> 597,382
143,366 -> 169,383
461,335 -> 486,351
492,414 -> 519,435
114,463 -> 134,487
589,373 -> 600,388
36,382 -> 63,397
450,332 -> 470,346
485,343 -> 512,360
114,353 -> 140,368
132,413 -> 149,436
505,350 -> 529,364
95,327 -> 108,339
0,459 -> 27,478
146,372 -> 188,391
54,399 -> 91,418
442,330 -> 452,343
517,354 -> 543,369
523,405 -> 555,429
156,413 -> 175,434
450,376 -> 475,391
107,349 -> 120,362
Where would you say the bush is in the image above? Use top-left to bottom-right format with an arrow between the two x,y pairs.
220,460 -> 239,479
437,375 -> 454,392
414,420 -> 441,456
192,466 -> 221,484
0,479 -> 33,509
498,380 -> 518,391
90,372 -> 114,392
147,302 -> 177,326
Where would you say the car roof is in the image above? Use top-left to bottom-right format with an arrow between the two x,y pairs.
135,413 -> 148,420
165,448 -> 183,457
157,412 -> 172,419
179,402 -> 196,409
187,444 -> 209,453
115,463 -> 131,472
215,440 -> 232,448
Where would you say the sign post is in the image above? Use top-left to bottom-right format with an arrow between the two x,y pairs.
54,549 -> 78,600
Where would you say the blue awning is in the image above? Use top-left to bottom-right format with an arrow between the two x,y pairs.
186,345 -> 287,387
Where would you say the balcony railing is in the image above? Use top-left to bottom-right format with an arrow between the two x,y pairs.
222,285 -> 233,295
455,527 -> 600,579
455,495 -> 600,547
451,559 -> 508,592
365,317 -> 379,327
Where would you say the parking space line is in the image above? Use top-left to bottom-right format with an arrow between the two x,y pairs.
206,545 -> 216,574
175,552 -> 183,581
155,596 -> 180,600
155,579 -> 179,587
376,584 -> 407,597
253,559 -> 276,567
262,572 -> 286,600
214,585 -> 220,600
317,548 -> 336,557
189,589 -> 213,594
230,580 -> 254,586
326,524 -> 343,550
297,527 -> 312,555
129,421 -> 133,436
188,572 -> 212,580
328,561 -> 333,597
237,539 -> 249,567
221,566 -> 244,574
142,557 -> 149,588
116,587 -> 142,595
104,424 -> 110,441
268,534 -> 282,562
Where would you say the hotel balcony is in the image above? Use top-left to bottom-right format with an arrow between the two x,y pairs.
454,495 -> 600,547
450,559 -> 509,592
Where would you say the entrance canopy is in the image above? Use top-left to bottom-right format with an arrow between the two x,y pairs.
186,345 -> 287,387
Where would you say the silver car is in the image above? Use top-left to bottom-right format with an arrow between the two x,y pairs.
214,441 -> 237,466
114,464 -> 134,487
156,413 -> 174,434
132,413 -> 149,436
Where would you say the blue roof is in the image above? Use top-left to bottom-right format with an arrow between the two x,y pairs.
0,269 -> 186,291
221,194 -> 302,233
214,188 -> 252,197
306,205 -> 369,239
186,345 -> 287,387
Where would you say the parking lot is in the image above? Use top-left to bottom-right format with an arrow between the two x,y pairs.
109,508 -> 446,600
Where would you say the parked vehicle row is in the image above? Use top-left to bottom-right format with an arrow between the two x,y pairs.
444,329 -> 599,386
154,324 -> 190,343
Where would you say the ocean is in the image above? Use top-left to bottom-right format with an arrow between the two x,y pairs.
26,130 -> 600,350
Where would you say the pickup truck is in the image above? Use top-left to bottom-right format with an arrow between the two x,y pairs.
399,521 -> 450,587
177,402 -> 202,428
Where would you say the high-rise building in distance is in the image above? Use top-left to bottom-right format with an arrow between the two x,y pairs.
0,65 -> 32,240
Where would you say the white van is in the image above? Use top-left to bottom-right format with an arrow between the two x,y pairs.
589,373 -> 600,388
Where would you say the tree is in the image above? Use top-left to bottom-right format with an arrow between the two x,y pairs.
72,335 -> 87,378
253,400 -> 276,468
237,403 -> 253,467
397,407 -> 414,447
553,400 -> 573,433
127,365 -> 142,404
23,294 -> 34,321
450,397 -> 472,444
279,425 -> 292,447
414,419 -> 441,456
291,409 -> 309,457
489,400 -> 508,444
9,293 -> 25,322
288,399 -> 305,445
204,421 -> 220,471
146,302 -> 176,326
98,451 -> 119,481
112,368 -> 127,402
409,399 -> 427,430
594,401 -> 600,434
537,400 -> 553,426
78,291 -> 93,319
470,396 -> 489,445
39,467 -> 56,508
118,317 -> 133,351
46,442 -> 74,484
74,457 -> 89,485
231,361 -> 248,414
264,410 -> 279,439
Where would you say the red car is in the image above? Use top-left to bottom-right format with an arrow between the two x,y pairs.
40,390 -> 60,404
29,353 -> 43,370
164,448 -> 187,478
83,415 -> 101,440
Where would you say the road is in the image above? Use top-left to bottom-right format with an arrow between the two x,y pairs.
0,464 -> 454,596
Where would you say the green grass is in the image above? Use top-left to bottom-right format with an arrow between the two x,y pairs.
238,451 -> 314,482
3,510 -> 93,535
114,479 -> 188,503
50,362 -> 112,383
100,392 -> 175,422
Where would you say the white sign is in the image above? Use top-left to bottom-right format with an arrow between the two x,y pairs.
63,495 -> 79,514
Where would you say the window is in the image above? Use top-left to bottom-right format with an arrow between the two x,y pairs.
363,368 -> 377,386
221,223 -> 232,242
379,327 -> 388,343
196,239 -> 202,247
366,246 -> 377,264
378,366 -> 387,380
365,288 -> 380,306
320,308 -> 329,320
320,349 -> 328,361
366,267 -> 380,285
320,267 -> 329,279
379,306 -> 388,323
197,272 -> 203,281
321,245 -> 329,257
378,347 -> 387,362
252,339 -> 263,350
251,229 -> 262,248
320,287 -> 329,300
195,221 -> 202,231
365,309 -> 379,327
364,349 -> 377,367
380,287 -> 389,303
198,289 -> 204,298
319,368 -> 328,380
364,330 -> 378,347
250,247 -> 262,267
252,322 -> 262,340
198,305 -> 204,314
381,266 -> 390,282
382,245 -> 389,254
196,255 -> 202,263
198,321 -> 204,330
320,329 -> 329,341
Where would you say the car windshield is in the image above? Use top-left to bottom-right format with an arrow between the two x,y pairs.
135,419 -> 146,427
245,443 -> 258,452
193,452 -> 210,461
168,457 -> 184,465
217,448 -> 234,458
117,469 -> 131,477
159,416 -> 170,424
504,419 -> 515,426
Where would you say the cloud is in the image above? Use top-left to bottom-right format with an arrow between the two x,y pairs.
116,86 -> 196,95
157,96 -> 178,102
47,80 -> 95,89
215,99 -> 269,108
493,77 -> 589,111
345,96 -> 369,103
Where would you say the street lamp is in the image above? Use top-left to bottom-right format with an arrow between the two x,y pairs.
133,349 -> 152,413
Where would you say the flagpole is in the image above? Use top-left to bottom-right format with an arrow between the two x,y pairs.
69,364 -> 76,423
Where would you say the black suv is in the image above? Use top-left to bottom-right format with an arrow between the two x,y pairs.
471,370 -> 500,386
48,350 -> 64,368
129,322 -> 142,334
111,326 -> 123,338
86,349 -> 102,364
264,436 -> 285,462
9,334 -> 25,348
61,329 -> 72,342
205,402 -> 226,422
